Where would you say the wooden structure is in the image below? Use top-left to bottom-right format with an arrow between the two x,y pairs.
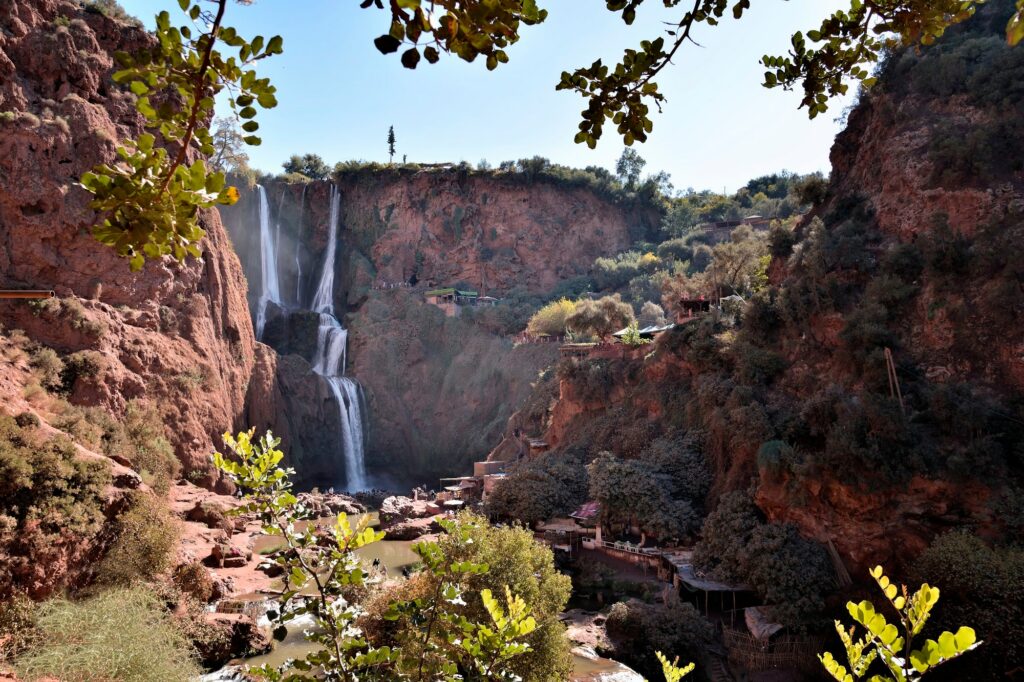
559,342 -> 594,359
677,297 -> 712,323
667,551 -> 753,616
0,290 -> 55,299
723,623 -> 824,674
424,287 -> 479,317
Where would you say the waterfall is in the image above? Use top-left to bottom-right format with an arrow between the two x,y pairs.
307,184 -> 367,491
254,185 -> 281,340
311,184 -> 340,315
295,185 -> 307,307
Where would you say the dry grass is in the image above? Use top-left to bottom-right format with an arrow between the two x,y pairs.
14,587 -> 200,682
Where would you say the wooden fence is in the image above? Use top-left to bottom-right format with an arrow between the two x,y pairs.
722,628 -> 824,673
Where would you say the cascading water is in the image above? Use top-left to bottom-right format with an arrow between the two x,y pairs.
254,185 -> 281,340
307,184 -> 367,491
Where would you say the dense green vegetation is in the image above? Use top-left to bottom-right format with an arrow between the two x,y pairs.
0,415 -> 110,598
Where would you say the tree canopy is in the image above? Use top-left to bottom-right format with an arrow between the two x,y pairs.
566,294 -> 635,341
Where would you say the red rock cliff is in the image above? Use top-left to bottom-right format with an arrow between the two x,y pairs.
0,0 -> 256,480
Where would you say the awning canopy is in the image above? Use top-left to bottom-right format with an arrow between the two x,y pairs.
745,607 -> 784,641
612,323 -> 676,338
570,501 -> 600,521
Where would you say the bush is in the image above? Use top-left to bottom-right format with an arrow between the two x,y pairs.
106,400 -> 178,493
909,531 -> 1024,681
525,298 -> 577,337
693,490 -> 833,628
0,593 -> 37,664
13,587 -> 201,682
365,513 -> 574,682
29,347 -> 64,392
484,455 -> 588,525
0,416 -> 110,596
605,596 -> 713,680
60,350 -> 104,393
95,493 -> 178,586
637,432 -> 711,505
172,562 -> 215,604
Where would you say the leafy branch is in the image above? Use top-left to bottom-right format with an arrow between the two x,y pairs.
79,0 -> 281,270
820,565 -> 981,682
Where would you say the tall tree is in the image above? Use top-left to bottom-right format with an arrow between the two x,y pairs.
566,294 -> 635,341
615,148 -> 646,189
281,153 -> 331,180
209,117 -> 249,174
387,125 -> 397,163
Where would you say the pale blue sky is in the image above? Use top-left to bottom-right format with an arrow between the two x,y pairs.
118,0 -> 854,192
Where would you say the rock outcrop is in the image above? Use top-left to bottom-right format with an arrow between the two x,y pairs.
0,0 -> 256,481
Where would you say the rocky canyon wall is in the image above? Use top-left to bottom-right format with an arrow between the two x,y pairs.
508,1 -> 1024,574
220,171 -> 649,485
0,0 -> 256,483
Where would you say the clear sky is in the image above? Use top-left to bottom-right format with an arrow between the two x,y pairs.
118,0 -> 855,193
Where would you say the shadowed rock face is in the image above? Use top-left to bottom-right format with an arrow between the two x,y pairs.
220,171 -> 650,486
0,0 -> 256,482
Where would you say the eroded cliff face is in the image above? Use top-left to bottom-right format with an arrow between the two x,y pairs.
346,290 -> 558,482
0,0 -> 256,481
220,171 -> 652,485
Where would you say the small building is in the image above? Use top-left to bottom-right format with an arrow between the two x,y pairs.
677,297 -> 712,323
473,460 -> 507,477
424,287 -> 479,317
477,295 -> 499,307
743,214 -> 771,230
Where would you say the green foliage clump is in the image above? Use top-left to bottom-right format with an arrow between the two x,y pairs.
106,400 -> 179,493
214,429 -> 559,681
95,492 -> 178,587
0,416 -> 110,596
282,152 -> 331,180
566,293 -> 635,341
605,596 -> 713,680
13,587 -> 201,682
484,454 -> 588,526
0,592 -> 37,664
588,451 -> 700,542
83,0 -> 143,27
909,531 -> 1024,681
525,297 -> 577,337
694,491 -> 834,628
28,346 -> 64,392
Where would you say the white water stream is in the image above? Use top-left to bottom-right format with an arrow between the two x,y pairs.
253,182 -> 367,491
254,185 -> 281,340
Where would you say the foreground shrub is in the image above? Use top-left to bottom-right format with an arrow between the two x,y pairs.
908,531 -> 1024,681
0,416 -> 110,597
95,493 -> 177,586
13,587 -> 200,682
106,400 -> 179,493
606,595 -> 713,680
820,566 -> 979,682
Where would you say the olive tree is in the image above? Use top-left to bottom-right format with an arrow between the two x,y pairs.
566,294 -> 635,341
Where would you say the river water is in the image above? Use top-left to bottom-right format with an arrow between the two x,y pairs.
205,514 -> 640,681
